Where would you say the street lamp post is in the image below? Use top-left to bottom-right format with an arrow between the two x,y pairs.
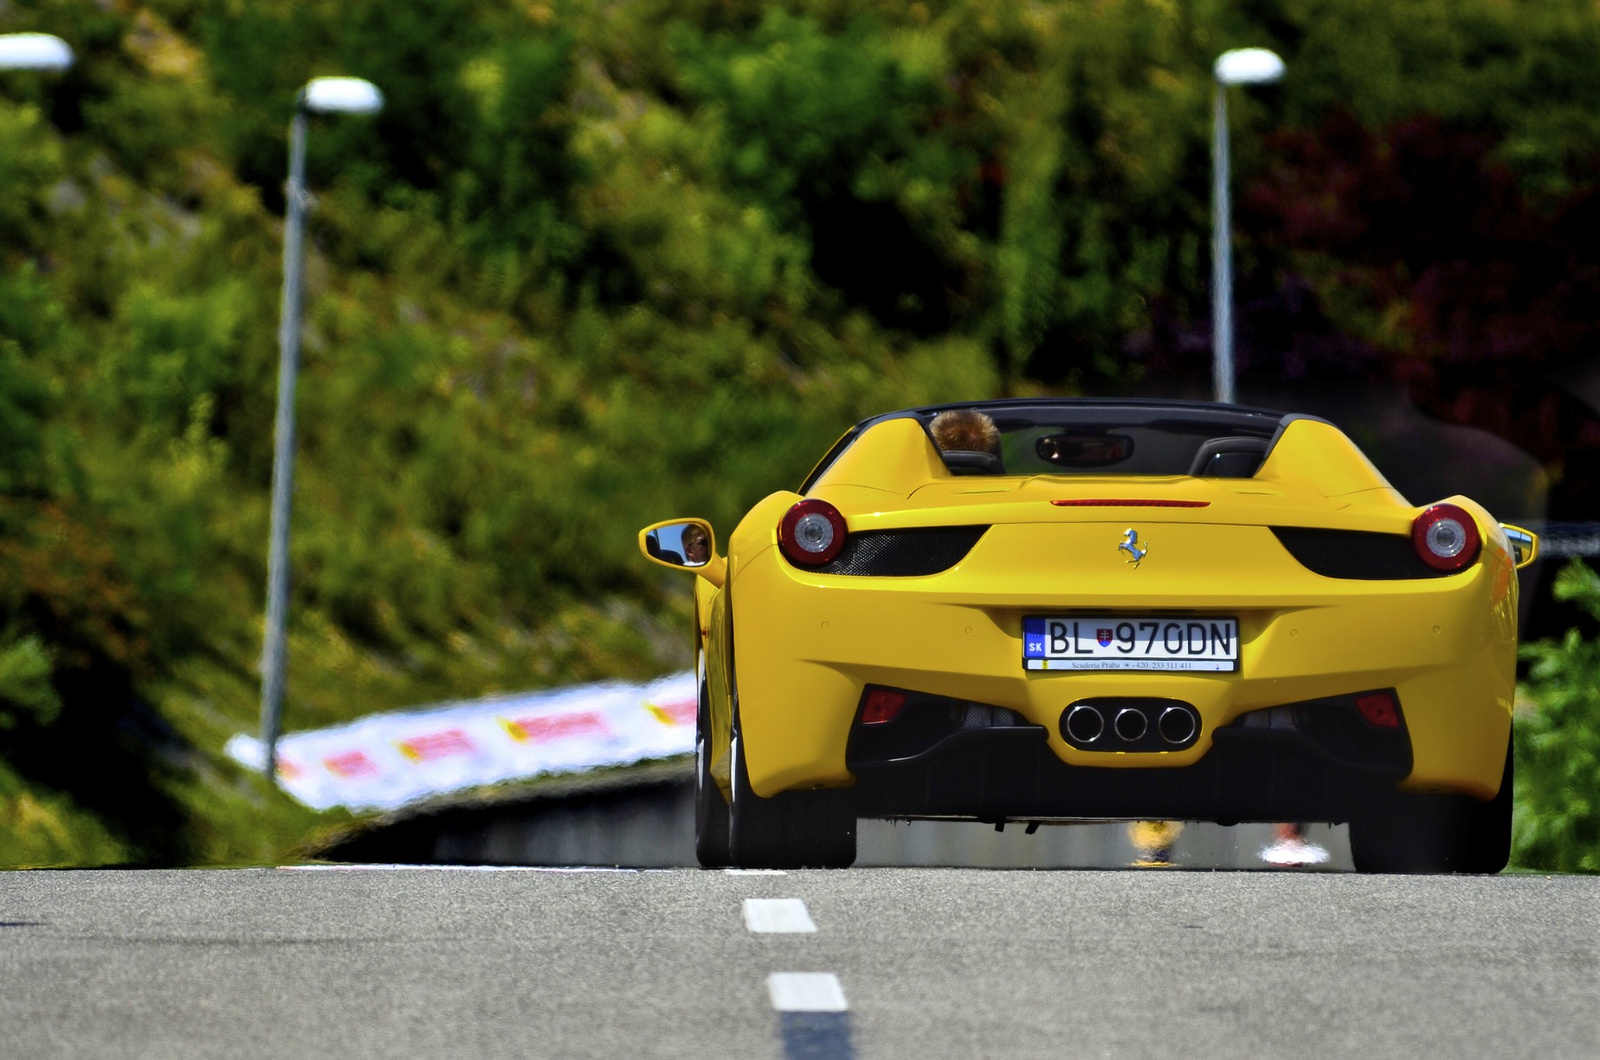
0,33 -> 74,71
1211,47 -> 1285,405
260,77 -> 384,779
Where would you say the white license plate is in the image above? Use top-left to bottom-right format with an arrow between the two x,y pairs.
1022,616 -> 1239,672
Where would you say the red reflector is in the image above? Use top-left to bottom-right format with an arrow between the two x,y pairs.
1355,692 -> 1400,728
861,689 -> 907,725
1051,499 -> 1211,508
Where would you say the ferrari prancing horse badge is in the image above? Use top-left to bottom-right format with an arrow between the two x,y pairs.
1119,528 -> 1148,567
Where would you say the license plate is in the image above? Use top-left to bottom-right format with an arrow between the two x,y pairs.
1023,616 -> 1239,672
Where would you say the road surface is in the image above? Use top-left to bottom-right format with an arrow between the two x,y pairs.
0,867 -> 1594,1059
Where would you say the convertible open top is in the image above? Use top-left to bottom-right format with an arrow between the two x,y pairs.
802,399 -> 1333,489
799,398 -> 1404,515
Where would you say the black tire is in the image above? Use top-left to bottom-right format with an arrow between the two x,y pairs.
694,672 -> 731,868
1350,743 -> 1513,874
1349,793 -> 1463,873
1459,743 -> 1514,874
728,721 -> 856,869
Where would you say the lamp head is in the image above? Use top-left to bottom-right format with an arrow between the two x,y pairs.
0,33 -> 74,72
299,77 -> 384,115
1214,48 -> 1286,87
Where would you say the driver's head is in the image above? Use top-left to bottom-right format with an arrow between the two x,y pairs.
929,409 -> 1001,456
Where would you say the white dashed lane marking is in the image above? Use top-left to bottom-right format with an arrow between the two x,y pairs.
736,886 -> 852,1055
744,898 -> 818,934
767,973 -> 848,1012
725,868 -> 787,875
769,974 -> 856,1057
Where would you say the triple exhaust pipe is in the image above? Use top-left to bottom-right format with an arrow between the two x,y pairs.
1061,700 -> 1199,751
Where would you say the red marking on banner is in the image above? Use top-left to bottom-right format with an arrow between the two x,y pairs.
398,729 -> 476,762
324,750 -> 379,778
504,711 -> 609,743
647,698 -> 697,727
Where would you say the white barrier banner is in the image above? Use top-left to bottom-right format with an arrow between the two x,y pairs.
225,672 -> 696,811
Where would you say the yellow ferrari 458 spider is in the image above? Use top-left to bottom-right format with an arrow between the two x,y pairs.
640,399 -> 1536,873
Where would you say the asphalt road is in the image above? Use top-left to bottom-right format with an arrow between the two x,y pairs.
1,867 -> 1595,1060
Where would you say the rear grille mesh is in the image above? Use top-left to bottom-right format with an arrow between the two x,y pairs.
1272,526 -> 1452,580
814,526 -> 988,577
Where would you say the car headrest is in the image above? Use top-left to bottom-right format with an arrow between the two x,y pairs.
1188,436 -> 1269,478
940,450 -> 1005,476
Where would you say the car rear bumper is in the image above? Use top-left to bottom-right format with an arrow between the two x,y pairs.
846,688 -> 1417,823
849,726 -> 1411,824
730,531 -> 1517,803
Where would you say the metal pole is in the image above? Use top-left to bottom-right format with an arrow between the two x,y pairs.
261,105 -> 309,779
1211,83 -> 1234,405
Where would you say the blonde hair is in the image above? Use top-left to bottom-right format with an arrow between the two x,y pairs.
929,409 -> 1001,456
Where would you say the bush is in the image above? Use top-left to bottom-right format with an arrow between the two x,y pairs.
1514,558 -> 1600,872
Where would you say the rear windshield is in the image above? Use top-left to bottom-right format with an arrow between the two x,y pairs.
798,402 -> 1290,492
993,420 -> 1248,476
916,406 -> 1282,478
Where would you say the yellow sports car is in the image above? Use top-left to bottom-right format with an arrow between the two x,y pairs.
640,399 -> 1536,873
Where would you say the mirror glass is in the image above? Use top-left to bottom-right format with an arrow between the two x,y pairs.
646,521 -> 712,568
1502,525 -> 1535,567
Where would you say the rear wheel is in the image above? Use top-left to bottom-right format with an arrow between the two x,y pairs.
1350,744 -> 1513,874
1349,794 -> 1463,873
728,721 -> 856,869
1458,744 -> 1514,874
693,673 -> 730,868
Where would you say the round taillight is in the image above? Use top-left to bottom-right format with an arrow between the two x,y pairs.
778,499 -> 847,567
1412,503 -> 1481,572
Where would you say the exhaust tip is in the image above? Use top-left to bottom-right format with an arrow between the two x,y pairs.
1113,708 -> 1148,742
1064,704 -> 1105,744
1158,705 -> 1199,745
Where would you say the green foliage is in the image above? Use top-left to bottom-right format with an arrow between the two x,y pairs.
453,32 -> 581,255
1515,560 -> 1600,873
0,759 -> 127,867
105,281 -> 255,433
1278,0 -> 1600,196
0,635 -> 60,728
671,10 -> 944,219
0,101 -> 67,242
